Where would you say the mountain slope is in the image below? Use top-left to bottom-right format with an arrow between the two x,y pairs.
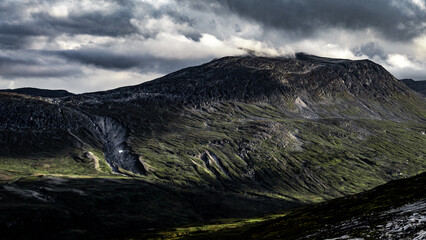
63,54 -> 425,200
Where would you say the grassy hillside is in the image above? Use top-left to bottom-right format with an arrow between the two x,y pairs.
113,101 -> 426,203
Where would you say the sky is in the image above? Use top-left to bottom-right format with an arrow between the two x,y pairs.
0,0 -> 425,93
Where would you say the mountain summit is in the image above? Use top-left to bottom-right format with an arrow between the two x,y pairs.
73,53 -> 422,120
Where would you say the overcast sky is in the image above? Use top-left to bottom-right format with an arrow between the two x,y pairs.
0,0 -> 425,93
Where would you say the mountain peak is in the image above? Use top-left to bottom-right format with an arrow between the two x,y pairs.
88,55 -> 401,95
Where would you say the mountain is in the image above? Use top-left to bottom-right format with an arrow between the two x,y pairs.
0,87 -> 74,98
400,79 -> 426,96
74,53 -> 421,120
0,54 -> 425,239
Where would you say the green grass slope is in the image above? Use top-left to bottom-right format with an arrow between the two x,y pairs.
107,101 -> 426,204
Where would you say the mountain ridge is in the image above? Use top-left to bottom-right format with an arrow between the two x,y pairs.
0,87 -> 74,98
75,54 -> 409,103
63,54 -> 424,124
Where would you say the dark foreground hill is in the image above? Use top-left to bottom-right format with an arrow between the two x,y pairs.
153,171 -> 426,240
0,54 -> 425,239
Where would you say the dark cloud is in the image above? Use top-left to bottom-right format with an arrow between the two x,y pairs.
0,11 -> 138,40
0,55 -> 33,66
0,50 -> 81,78
57,50 -> 143,69
181,31 -> 203,41
33,10 -> 139,37
0,35 -> 29,49
0,67 -> 80,78
193,0 -> 426,41
0,2 -> 20,20
56,49 -> 209,73
353,42 -> 386,59
0,0 -> 203,49
0,24 -> 49,36
0,62 -> 81,78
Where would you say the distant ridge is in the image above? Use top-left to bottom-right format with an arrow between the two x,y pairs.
0,87 -> 74,98
400,79 -> 426,96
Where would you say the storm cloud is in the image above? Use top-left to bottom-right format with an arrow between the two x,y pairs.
0,50 -> 82,78
196,0 -> 426,41
0,0 -> 425,93
56,49 -> 209,73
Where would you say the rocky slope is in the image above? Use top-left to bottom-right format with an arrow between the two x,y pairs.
73,53 -> 421,120
0,54 -> 425,239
